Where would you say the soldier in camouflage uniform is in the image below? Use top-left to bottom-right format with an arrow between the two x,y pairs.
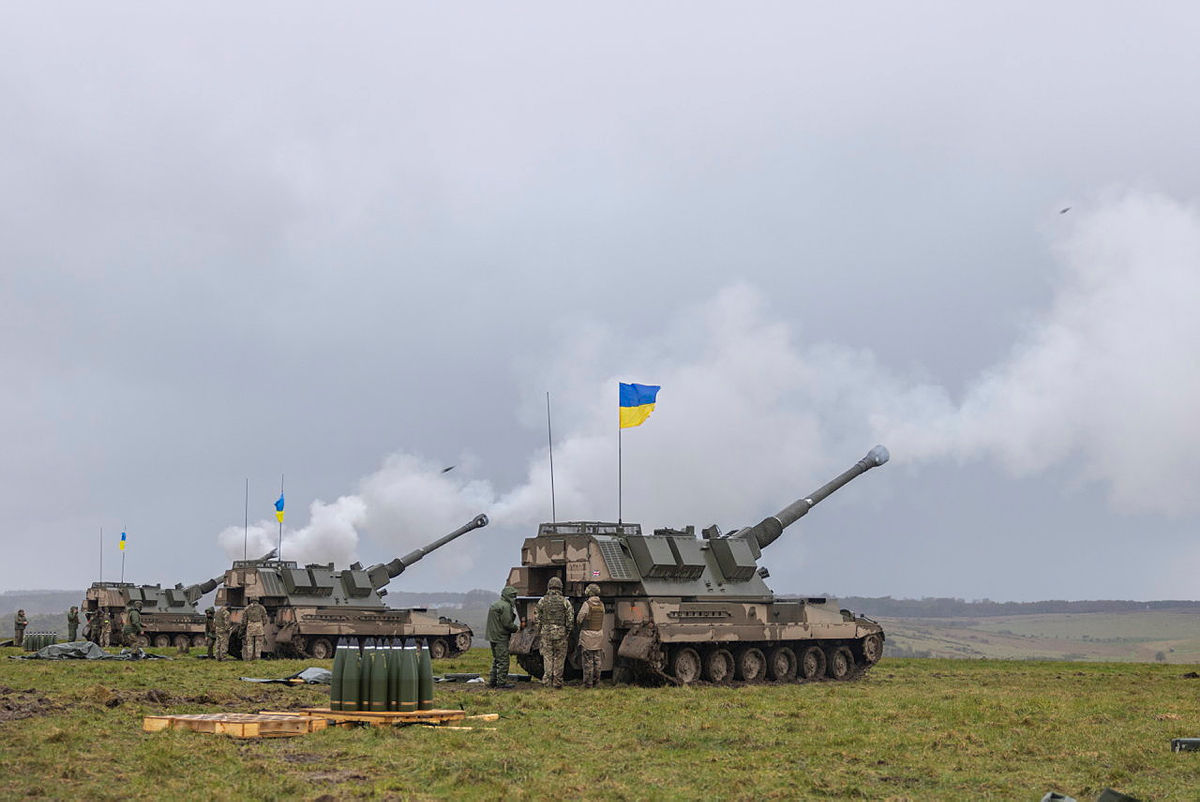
214,606 -> 232,661
67,606 -> 80,642
204,607 -> 217,658
485,586 -> 520,688
122,600 -> 144,649
535,576 -> 573,689
241,600 -> 269,661
97,608 -> 112,648
575,584 -> 605,689
13,610 -> 27,648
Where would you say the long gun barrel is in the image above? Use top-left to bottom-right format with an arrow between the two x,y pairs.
367,514 -> 489,589
734,445 -> 889,551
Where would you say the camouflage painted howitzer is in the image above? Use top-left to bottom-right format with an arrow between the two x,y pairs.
216,515 -> 489,660
79,553 -> 262,650
505,446 -> 890,685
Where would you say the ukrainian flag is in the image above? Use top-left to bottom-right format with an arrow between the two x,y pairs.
619,382 -> 661,429
275,494 -> 285,523
119,532 -> 126,551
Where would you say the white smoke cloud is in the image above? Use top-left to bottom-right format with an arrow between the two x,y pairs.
219,191 -> 1200,569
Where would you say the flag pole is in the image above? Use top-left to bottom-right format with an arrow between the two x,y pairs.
99,526 -> 103,584
546,391 -> 556,523
243,478 -> 249,561
277,474 -> 284,561
618,413 -> 623,525
120,526 -> 126,583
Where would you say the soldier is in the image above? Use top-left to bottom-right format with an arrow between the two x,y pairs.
13,609 -> 27,648
575,583 -> 605,689
485,586 -> 521,688
122,600 -> 144,649
213,606 -> 232,661
241,600 -> 269,661
67,606 -> 80,642
97,608 -> 112,648
204,607 -> 217,658
535,576 -> 573,689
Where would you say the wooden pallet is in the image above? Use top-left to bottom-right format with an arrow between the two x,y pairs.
143,713 -> 327,739
290,707 -> 467,727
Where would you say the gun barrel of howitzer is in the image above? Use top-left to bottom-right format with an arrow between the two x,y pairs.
370,513 -> 490,587
741,445 -> 889,550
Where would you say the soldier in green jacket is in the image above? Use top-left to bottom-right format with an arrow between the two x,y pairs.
485,586 -> 521,688
535,577 -> 573,689
214,606 -> 232,661
67,606 -> 80,642
204,607 -> 217,658
13,610 -> 28,648
122,601 -> 144,649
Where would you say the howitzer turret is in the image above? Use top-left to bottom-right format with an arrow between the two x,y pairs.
216,515 -> 489,660
504,446 -> 891,686
367,514 -> 489,589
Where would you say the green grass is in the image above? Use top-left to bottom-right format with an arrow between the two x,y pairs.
2,646 -> 1198,799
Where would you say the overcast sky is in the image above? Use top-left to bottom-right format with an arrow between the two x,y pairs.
4,3 -> 1200,602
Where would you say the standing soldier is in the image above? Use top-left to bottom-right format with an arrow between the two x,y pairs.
213,606 -> 232,661
241,600 -> 269,661
575,584 -> 605,689
535,576 -> 573,689
203,607 -> 217,659
485,586 -> 520,688
67,606 -> 80,642
13,609 -> 28,648
97,608 -> 112,648
122,600 -> 144,650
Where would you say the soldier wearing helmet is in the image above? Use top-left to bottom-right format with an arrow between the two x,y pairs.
204,607 -> 217,659
122,600 -> 144,649
575,583 -> 605,689
485,586 -> 521,688
534,576 -> 573,689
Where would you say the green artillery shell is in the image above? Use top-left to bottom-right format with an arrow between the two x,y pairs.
399,639 -> 418,712
417,638 -> 434,711
330,637 -> 348,711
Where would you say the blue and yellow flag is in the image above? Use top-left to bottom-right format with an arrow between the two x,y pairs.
119,531 -> 126,552
619,382 -> 661,429
275,493 -> 285,523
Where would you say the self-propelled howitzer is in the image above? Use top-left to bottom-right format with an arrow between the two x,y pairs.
505,447 -> 889,685
81,550 -> 261,649
216,515 -> 489,660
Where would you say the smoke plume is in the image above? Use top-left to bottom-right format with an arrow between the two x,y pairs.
218,191 -> 1200,571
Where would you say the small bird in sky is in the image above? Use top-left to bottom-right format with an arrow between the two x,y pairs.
1059,207 -> 1071,214
441,466 -> 456,474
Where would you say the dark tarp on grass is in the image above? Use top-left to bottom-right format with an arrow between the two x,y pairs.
9,641 -> 170,660
239,667 -> 332,685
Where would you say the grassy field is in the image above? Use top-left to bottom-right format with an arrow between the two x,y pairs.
2,646 -> 1199,800
882,610 -> 1200,663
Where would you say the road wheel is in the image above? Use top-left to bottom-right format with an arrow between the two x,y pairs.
192,634 -> 206,648
152,634 -> 171,648
173,635 -> 191,651
767,646 -> 798,681
735,647 -> 767,682
702,648 -> 735,684
670,647 -> 702,684
860,634 -> 883,666
826,646 -> 854,680
307,637 -> 334,660
455,632 -> 472,653
428,638 -> 449,660
800,645 -> 826,680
